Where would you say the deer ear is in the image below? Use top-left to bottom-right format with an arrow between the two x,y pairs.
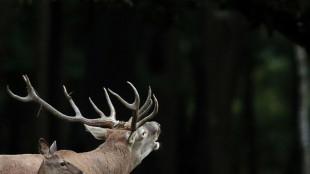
38,138 -> 51,158
84,124 -> 107,140
49,141 -> 57,155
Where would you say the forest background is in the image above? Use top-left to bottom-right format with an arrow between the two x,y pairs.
1,0 -> 310,174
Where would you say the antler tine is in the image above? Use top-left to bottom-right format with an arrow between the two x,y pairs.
103,87 -> 116,119
108,82 -> 140,131
108,82 -> 140,111
89,97 -> 107,118
88,88 -> 116,119
7,75 -> 37,102
63,85 -> 82,117
138,99 -> 153,119
127,82 -> 140,131
138,86 -> 152,119
136,94 -> 158,128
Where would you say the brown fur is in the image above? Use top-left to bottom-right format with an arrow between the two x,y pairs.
0,131 -> 132,174
56,130 -> 134,174
0,122 -> 160,174
0,154 -> 42,174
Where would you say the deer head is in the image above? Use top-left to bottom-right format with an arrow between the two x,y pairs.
7,75 -> 160,169
38,138 -> 83,174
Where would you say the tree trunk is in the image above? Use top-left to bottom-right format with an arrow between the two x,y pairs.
295,45 -> 310,174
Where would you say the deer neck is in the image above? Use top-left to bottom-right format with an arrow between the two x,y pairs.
97,141 -> 149,171
88,140 -> 134,173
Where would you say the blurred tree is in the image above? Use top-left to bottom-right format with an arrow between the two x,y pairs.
295,45 -> 310,174
215,1 -> 310,174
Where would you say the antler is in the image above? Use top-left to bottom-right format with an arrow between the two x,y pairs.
108,82 -> 159,132
7,75 -> 158,132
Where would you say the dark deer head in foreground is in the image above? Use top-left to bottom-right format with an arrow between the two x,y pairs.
7,75 -> 160,173
38,139 -> 83,174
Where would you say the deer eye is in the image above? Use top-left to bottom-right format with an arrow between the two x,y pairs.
60,162 -> 66,166
142,131 -> 147,137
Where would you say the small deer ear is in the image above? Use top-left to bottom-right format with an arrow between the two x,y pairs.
38,138 -> 51,158
84,124 -> 107,140
49,141 -> 57,155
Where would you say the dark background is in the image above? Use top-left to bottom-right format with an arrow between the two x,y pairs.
0,0 -> 310,174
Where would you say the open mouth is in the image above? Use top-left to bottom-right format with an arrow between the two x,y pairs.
155,124 -> 161,150
153,142 -> 160,150
146,122 -> 161,151
153,131 -> 160,150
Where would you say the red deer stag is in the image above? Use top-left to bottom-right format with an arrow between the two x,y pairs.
2,75 -> 160,174
38,138 -> 83,174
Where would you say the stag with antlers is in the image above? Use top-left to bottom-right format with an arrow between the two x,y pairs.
0,75 -> 160,174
